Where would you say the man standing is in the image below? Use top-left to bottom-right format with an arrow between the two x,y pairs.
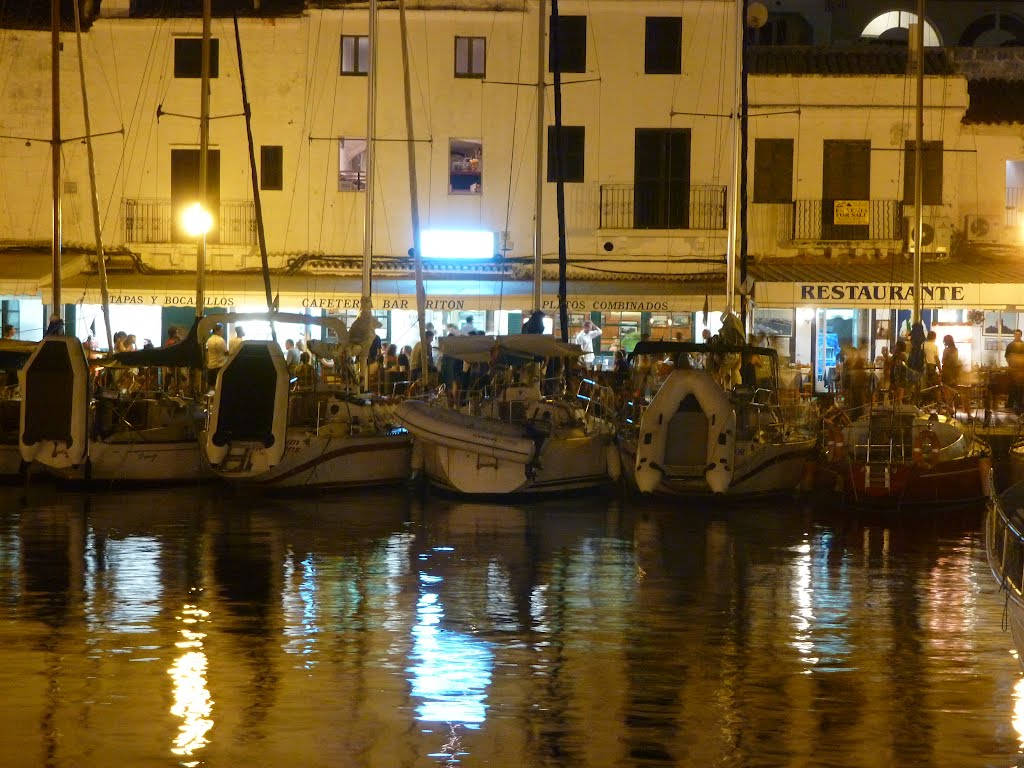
1006,329 -> 1024,412
206,323 -> 227,386
229,325 -> 246,355
460,316 -> 476,335
411,330 -> 436,380
284,338 -> 301,367
574,319 -> 602,368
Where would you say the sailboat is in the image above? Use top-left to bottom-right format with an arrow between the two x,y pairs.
985,476 -> 1024,667
812,5 -> 991,508
18,0 -> 90,478
395,0 -> 619,497
199,6 -> 411,489
21,1 -> 212,486
615,0 -> 816,498
0,339 -> 36,480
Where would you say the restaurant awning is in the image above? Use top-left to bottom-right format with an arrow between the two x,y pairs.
42,259 -> 725,313
0,252 -> 54,298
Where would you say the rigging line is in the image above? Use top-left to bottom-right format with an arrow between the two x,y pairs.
501,2 -> 528,264
155,110 -> 245,121
291,10 -> 323,261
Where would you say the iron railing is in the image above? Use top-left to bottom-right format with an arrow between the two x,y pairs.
599,183 -> 727,230
792,199 -> 902,240
122,198 -> 256,245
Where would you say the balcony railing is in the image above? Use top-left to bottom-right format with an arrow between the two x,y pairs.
599,184 -> 727,230
1007,187 -> 1024,228
122,199 -> 256,246
792,199 -> 902,240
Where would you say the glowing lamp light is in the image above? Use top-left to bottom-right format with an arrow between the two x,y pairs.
420,229 -> 495,259
182,203 -> 213,238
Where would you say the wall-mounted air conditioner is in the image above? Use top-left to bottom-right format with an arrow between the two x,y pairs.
965,213 -> 1003,243
903,216 -> 951,254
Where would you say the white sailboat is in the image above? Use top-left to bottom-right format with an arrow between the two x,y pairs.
616,0 -> 817,498
396,335 -> 618,495
985,476 -> 1024,668
200,3 -> 412,489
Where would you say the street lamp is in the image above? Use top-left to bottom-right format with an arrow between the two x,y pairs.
182,202 -> 213,239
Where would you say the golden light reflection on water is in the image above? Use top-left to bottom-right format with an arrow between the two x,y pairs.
169,602 -> 213,758
790,539 -> 818,669
1012,675 -> 1024,751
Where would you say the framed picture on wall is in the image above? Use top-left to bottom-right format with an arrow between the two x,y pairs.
875,319 -> 891,340
984,311 -> 1017,336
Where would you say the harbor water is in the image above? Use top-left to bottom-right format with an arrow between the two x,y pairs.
0,483 -> 1022,768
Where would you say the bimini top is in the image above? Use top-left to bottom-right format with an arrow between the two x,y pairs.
439,334 -> 583,363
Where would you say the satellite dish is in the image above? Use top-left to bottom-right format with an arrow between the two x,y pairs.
746,2 -> 768,29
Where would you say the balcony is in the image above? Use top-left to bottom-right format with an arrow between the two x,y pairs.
792,199 -> 902,241
599,184 -> 727,230
122,198 -> 256,246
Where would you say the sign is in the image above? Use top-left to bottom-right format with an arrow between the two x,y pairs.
833,200 -> 870,226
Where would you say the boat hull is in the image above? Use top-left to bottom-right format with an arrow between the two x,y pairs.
48,439 -> 210,485
233,430 -> 412,490
985,481 -> 1024,669
814,456 -> 990,506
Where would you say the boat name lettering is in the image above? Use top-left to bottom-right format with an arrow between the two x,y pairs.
799,284 -> 965,302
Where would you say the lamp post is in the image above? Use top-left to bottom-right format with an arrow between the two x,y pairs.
183,200 -> 213,311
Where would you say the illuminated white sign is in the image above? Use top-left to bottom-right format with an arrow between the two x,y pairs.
420,229 -> 495,259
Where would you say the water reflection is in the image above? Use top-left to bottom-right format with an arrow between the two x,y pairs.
0,486 -> 1020,767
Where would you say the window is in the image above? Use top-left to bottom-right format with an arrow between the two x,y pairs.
170,148 -> 221,243
753,139 -> 793,203
338,138 -> 367,191
341,35 -> 369,76
634,128 -> 690,229
549,15 -> 587,73
455,36 -> 486,78
449,138 -> 482,194
645,17 -> 682,74
174,38 -> 219,79
902,141 -> 943,205
260,146 -> 283,191
822,139 -> 870,239
547,126 -> 585,183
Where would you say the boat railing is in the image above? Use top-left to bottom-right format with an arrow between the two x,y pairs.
987,491 -> 1024,601
576,377 -> 617,421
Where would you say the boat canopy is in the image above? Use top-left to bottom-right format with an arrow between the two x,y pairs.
102,317 -> 206,369
0,339 -> 37,370
438,335 -> 583,363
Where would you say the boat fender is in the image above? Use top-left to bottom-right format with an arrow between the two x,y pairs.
606,443 -> 622,481
913,429 -> 941,467
824,427 -> 845,461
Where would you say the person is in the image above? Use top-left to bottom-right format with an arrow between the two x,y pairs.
875,346 -> 891,404
1006,329 -> 1024,412
284,338 -> 301,367
522,310 -> 546,335
574,319 -> 602,368
445,323 -> 460,337
229,325 -> 246,355
165,326 -> 181,347
398,345 -> 412,373
890,339 -> 909,404
44,313 -> 64,336
206,323 -> 228,386
941,334 -> 960,387
922,330 -> 940,388
460,316 -> 476,335
411,330 -> 436,380
2,324 -> 14,339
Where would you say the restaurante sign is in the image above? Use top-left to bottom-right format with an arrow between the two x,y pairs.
799,284 -> 966,302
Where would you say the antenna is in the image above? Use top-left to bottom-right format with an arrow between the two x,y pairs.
746,2 -> 768,29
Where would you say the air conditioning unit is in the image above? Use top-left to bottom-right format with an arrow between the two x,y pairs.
903,216 -> 951,254
965,213 -> 1003,243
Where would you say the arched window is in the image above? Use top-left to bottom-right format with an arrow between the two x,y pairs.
959,13 -> 1024,46
861,11 -> 941,46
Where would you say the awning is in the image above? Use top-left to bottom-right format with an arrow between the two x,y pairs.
0,253 -> 53,298
42,262 -> 724,313
751,260 -> 1024,310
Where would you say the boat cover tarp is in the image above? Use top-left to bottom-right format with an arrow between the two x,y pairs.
104,317 -> 205,369
21,337 -> 75,445
211,344 -> 278,447
439,335 -> 583,363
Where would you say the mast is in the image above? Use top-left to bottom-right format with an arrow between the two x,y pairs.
72,0 -> 113,352
361,0 -> 379,312
195,0 -> 212,319
738,0 -> 750,333
532,0 -> 546,315
723,0 -> 743,318
912,0 -> 925,326
550,0 -> 568,342
50,0 -> 61,320
233,14 -> 275,326
398,0 -> 430,377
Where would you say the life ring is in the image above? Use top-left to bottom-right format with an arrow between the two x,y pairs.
824,426 -> 846,461
913,428 -> 942,467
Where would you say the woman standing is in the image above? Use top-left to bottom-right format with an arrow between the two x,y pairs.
940,335 -> 960,387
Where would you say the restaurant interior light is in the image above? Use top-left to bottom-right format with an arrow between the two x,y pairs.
420,229 -> 495,259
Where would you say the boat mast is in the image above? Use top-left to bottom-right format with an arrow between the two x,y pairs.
50,0 -> 61,321
72,0 -> 114,353
195,0 -> 212,319
398,0 -> 429,377
360,0 -> 380,373
232,13 -> 276,329
723,0 -> 743,319
550,0 -> 568,342
912,0 -> 925,326
532,0 -> 546,316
